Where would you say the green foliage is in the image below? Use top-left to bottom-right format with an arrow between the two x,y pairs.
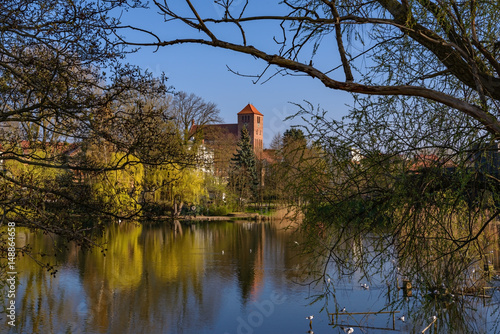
207,205 -> 229,216
283,128 -> 306,147
305,198 -> 391,229
204,174 -> 228,206
90,153 -> 144,216
279,101 -> 500,308
171,167 -> 206,205
229,126 -> 259,207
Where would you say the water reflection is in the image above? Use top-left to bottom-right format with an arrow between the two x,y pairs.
4,221 -> 311,334
2,220 -> 500,333
306,219 -> 500,334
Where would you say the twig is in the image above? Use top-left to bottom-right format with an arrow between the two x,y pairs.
422,317 -> 437,333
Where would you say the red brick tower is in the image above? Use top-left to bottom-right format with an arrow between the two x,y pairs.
237,104 -> 264,158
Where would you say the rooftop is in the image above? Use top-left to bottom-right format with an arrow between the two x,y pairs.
237,104 -> 263,116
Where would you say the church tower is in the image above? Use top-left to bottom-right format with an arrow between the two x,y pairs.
237,104 -> 263,158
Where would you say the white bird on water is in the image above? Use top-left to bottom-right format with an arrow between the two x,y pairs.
361,283 -> 369,290
398,315 -> 405,322
341,327 -> 354,334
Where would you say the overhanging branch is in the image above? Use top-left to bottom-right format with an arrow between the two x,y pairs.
139,37 -> 500,138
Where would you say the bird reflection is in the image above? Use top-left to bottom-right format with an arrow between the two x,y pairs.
306,315 -> 314,329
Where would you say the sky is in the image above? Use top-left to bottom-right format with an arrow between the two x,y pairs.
119,1 -> 354,148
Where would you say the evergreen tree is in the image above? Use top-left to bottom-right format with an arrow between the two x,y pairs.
229,126 -> 259,207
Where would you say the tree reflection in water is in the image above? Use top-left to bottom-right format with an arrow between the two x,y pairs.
2,218 -> 500,333
294,210 -> 500,333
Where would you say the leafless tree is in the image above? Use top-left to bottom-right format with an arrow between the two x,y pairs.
169,91 -> 222,143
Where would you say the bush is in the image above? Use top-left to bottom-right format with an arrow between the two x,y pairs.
208,205 -> 229,216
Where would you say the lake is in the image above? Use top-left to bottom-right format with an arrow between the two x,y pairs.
2,219 -> 500,333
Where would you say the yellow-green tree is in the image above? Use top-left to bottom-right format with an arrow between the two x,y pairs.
144,164 -> 207,206
89,152 -> 144,217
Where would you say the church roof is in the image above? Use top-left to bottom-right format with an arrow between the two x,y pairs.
189,123 -> 239,138
207,123 -> 239,137
237,104 -> 263,116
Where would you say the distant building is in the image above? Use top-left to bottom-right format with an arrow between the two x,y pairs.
190,103 -> 264,158
236,104 -> 264,158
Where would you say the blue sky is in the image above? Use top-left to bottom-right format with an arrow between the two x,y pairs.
120,1 -> 354,147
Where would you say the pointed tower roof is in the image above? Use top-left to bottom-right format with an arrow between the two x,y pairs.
237,103 -> 263,116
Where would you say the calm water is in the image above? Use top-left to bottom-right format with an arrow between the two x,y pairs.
2,220 -> 500,333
